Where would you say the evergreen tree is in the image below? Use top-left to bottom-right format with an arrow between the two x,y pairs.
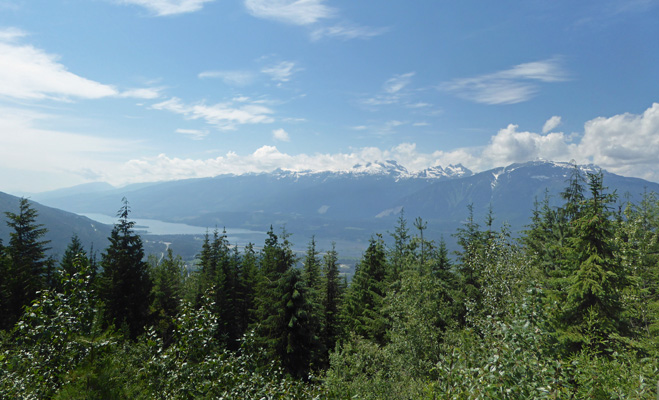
57,235 -> 92,293
98,198 -> 152,340
274,267 -> 319,378
2,198 -> 52,330
341,235 -> 388,343
252,227 -> 298,358
0,239 -> 11,330
238,242 -> 259,333
388,210 -> 410,284
322,242 -> 342,357
558,172 -> 629,352
303,236 -> 322,298
150,248 -> 184,345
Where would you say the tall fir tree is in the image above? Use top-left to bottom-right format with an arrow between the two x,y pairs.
98,198 -> 152,340
322,242 -> 343,359
150,248 -> 185,345
2,198 -> 52,330
341,235 -> 388,344
57,235 -> 92,293
557,171 -> 629,353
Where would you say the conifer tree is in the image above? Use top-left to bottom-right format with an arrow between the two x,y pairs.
558,171 -> 629,352
2,198 -> 52,329
57,235 -> 92,293
98,198 -> 152,340
274,267 -> 319,378
342,235 -> 388,343
322,242 -> 343,357
388,210 -> 410,284
252,227 -> 298,357
150,248 -> 184,345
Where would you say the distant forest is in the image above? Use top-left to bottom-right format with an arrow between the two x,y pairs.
2,166 -> 659,398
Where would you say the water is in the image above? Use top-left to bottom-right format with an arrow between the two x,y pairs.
81,213 -> 264,236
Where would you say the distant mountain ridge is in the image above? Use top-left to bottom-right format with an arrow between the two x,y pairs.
27,160 -> 659,260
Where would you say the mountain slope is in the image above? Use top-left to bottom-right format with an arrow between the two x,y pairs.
0,192 -> 112,258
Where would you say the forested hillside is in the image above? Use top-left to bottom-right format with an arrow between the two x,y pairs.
2,167 -> 659,398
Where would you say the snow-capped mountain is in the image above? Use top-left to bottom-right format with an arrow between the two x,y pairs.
28,160 -> 659,259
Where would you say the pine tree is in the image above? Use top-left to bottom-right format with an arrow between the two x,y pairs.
150,248 -> 184,345
274,267 -> 319,378
388,209 -> 410,283
252,227 -> 298,357
342,235 -> 388,343
322,242 -> 343,358
557,171 -> 629,352
98,198 -> 152,340
2,198 -> 52,330
57,235 -> 92,293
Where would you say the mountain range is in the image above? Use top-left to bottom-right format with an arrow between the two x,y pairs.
11,160 -> 657,260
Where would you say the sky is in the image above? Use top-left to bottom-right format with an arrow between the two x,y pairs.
1,0 -> 659,194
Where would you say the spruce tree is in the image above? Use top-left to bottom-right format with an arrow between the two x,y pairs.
558,171 -> 629,352
2,198 -> 52,329
322,242 -> 343,357
150,248 -> 184,345
57,235 -> 92,293
98,198 -> 152,340
342,235 -> 388,343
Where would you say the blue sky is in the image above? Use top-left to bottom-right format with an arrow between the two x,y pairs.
1,0 -> 658,193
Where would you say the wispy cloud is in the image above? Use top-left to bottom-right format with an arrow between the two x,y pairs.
120,87 -> 163,99
0,27 -> 27,42
0,33 -> 118,100
441,58 -> 568,105
310,23 -> 388,41
120,0 -> 215,16
272,128 -> 290,142
152,97 -> 275,130
261,61 -> 300,82
244,0 -> 334,25
0,107 -> 135,192
361,72 -> 424,110
198,70 -> 256,86
383,72 -> 415,94
542,116 -> 562,133
176,128 -> 209,140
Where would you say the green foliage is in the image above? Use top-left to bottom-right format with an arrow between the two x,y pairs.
2,198 -> 53,330
0,256 -> 114,398
341,235 -> 388,343
98,198 -> 153,340
149,248 -> 185,346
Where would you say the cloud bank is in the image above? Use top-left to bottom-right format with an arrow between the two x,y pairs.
108,103 -> 659,186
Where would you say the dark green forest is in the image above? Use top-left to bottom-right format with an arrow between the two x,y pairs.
2,168 -> 659,398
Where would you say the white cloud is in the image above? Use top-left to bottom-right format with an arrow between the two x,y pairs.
542,116 -> 562,133
383,72 -> 415,94
310,23 -> 388,41
0,37 -> 118,100
272,128 -> 290,142
176,128 -> 209,140
261,61 -> 300,82
244,0 -> 335,25
0,107 -> 134,192
577,102 -> 659,180
120,0 -> 215,16
152,97 -> 275,130
198,70 -> 255,86
480,124 -> 575,168
0,27 -> 27,42
441,58 -> 568,105
120,87 -> 163,99
105,104 -> 659,186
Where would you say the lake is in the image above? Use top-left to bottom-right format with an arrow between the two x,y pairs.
81,213 -> 265,237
